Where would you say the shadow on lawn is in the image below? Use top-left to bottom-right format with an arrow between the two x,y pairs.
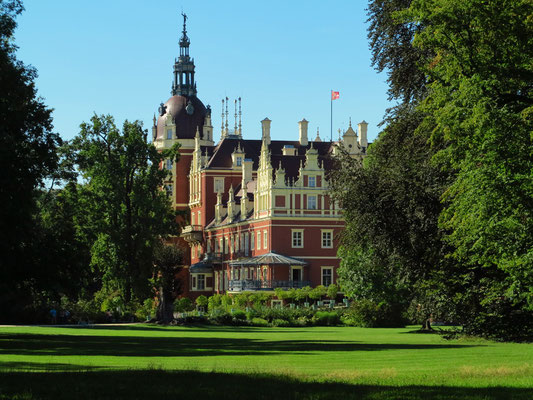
0,333 -> 482,358
0,370 -> 530,400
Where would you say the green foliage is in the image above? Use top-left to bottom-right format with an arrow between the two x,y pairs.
327,284 -> 339,300
312,311 -> 341,326
232,310 -> 247,321
69,114 -> 180,305
0,0 -> 63,322
250,317 -> 268,327
152,242 -> 184,323
174,297 -> 194,313
309,285 -> 327,301
195,295 -> 208,308
342,300 -> 406,328
135,299 -> 156,321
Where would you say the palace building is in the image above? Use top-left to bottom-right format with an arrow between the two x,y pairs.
153,15 -> 369,298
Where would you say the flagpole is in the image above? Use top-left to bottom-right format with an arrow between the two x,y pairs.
330,91 -> 333,142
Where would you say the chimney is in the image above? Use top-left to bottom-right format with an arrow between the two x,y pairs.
358,120 -> 368,149
242,158 -> 253,185
299,119 -> 308,146
227,186 -> 235,223
261,118 -> 271,145
215,192 -> 224,225
240,185 -> 249,219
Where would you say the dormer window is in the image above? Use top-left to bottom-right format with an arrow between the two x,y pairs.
308,176 -> 316,187
166,129 -> 172,139
236,157 -> 242,166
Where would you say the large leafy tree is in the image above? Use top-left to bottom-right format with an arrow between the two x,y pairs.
405,0 -> 533,336
0,0 -> 62,321
71,115 -> 180,304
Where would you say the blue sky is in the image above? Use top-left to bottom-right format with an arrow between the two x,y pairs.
15,0 -> 392,143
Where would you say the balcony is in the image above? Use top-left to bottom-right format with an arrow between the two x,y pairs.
229,280 -> 311,292
181,225 -> 203,243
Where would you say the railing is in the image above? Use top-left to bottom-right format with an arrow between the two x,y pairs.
229,280 -> 311,291
182,225 -> 203,233
181,225 -> 203,243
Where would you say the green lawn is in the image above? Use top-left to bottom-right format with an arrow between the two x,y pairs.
0,324 -> 531,399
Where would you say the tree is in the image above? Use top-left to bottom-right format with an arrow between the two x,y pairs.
333,0 -> 533,338
405,0 -> 533,338
0,0 -> 62,322
153,241 -> 184,323
71,114 -> 179,305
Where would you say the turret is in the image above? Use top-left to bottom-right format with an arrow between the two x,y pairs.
358,120 -> 368,150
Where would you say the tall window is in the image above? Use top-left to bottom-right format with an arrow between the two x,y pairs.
236,157 -> 242,166
166,159 -> 172,170
308,176 -> 316,187
245,233 -> 249,255
165,184 -> 173,197
307,195 -> 317,210
322,230 -> 333,248
224,237 -> 229,254
263,230 -> 268,250
214,177 -> 224,193
197,211 -> 202,225
166,129 -> 172,140
257,231 -> 261,250
321,267 -> 333,287
292,230 -> 303,248
251,230 -> 255,250
197,274 -> 205,290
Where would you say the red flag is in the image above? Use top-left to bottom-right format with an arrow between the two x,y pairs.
331,91 -> 340,100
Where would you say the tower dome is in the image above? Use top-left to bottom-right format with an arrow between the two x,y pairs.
155,12 -> 208,141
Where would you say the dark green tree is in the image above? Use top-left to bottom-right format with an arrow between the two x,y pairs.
71,114 -> 179,305
405,0 -> 533,338
0,0 -> 62,322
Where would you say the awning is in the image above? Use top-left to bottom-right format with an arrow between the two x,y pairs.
190,254 -> 214,273
229,251 -> 307,266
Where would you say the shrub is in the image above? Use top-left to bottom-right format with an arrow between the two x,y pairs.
309,285 -> 327,302
209,310 -> 233,325
327,284 -> 339,300
174,297 -> 194,313
250,317 -> 268,326
271,318 -> 290,327
196,295 -> 208,309
232,310 -> 247,321
312,311 -> 341,326
135,298 -> 156,321
207,294 -> 223,311
343,300 -> 406,328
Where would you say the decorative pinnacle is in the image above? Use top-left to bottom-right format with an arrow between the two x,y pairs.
238,97 -> 242,136
225,97 -> 229,133
234,99 -> 238,133
221,98 -> 225,135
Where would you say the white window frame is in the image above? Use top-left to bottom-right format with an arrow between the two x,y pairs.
236,156 -> 242,166
307,195 -> 317,210
321,229 -> 333,248
308,176 -> 316,187
197,211 -> 202,225
257,231 -> 261,250
224,236 -> 229,254
166,128 -> 172,140
166,159 -> 172,170
321,266 -> 333,287
263,230 -> 268,250
251,231 -> 255,251
291,229 -> 304,248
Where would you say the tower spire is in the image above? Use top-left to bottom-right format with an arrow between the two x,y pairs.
172,12 -> 197,97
